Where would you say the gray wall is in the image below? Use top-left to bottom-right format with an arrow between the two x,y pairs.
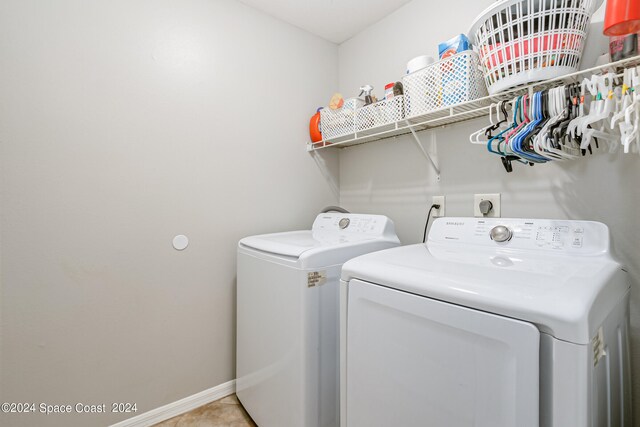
0,1 -> 338,426
338,0 -> 640,422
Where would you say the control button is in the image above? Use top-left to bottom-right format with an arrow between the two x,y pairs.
339,218 -> 350,229
574,227 -> 584,234
572,236 -> 583,248
490,225 -> 513,243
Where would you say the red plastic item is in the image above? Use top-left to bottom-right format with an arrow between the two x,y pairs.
480,34 -> 581,69
604,0 -> 640,36
309,108 -> 322,143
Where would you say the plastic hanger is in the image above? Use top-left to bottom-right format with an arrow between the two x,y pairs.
504,95 -> 529,148
484,97 -> 532,172
510,92 -> 548,163
566,78 -> 593,141
471,101 -> 510,144
579,73 -> 618,149
612,68 -> 640,153
534,87 -> 571,160
525,91 -> 560,161
611,68 -> 635,130
547,86 -> 580,159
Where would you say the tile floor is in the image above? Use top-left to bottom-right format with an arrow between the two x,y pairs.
153,394 -> 256,427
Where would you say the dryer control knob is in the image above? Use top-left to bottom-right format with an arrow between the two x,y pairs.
339,218 -> 350,229
490,225 -> 512,242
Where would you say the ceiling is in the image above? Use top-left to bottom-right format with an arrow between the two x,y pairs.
237,0 -> 412,44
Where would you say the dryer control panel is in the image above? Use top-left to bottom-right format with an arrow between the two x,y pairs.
428,217 -> 610,255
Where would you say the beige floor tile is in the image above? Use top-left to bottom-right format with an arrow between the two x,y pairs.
153,394 -> 256,427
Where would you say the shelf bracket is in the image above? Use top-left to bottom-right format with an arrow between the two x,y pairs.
309,149 -> 340,200
405,121 -> 441,181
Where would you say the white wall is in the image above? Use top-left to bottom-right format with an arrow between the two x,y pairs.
0,1 -> 338,426
338,0 -> 640,420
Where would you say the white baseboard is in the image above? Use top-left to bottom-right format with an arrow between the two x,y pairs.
109,379 -> 236,427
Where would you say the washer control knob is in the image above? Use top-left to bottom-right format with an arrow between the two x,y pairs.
490,225 -> 512,242
339,218 -> 350,229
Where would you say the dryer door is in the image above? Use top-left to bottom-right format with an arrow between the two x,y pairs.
345,279 -> 539,427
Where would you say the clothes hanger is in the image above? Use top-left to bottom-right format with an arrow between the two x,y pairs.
487,98 -> 519,153
504,95 -> 529,150
567,77 -> 594,141
470,103 -> 496,144
534,87 -> 571,160
611,68 -> 635,130
612,67 -> 640,153
471,66 -> 640,170
484,97 -> 532,172
510,92 -> 548,163
525,90 -> 560,161
470,101 -> 510,144
558,82 -> 596,156
485,100 -> 509,137
547,86 -> 580,159
579,73 -> 618,149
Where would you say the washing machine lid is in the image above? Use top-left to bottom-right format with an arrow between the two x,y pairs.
341,217 -> 629,344
240,230 -> 327,258
238,213 -> 401,268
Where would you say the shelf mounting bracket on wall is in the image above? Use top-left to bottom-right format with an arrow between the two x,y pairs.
406,121 -> 441,181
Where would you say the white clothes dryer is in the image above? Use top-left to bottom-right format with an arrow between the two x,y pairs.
237,213 -> 400,427
340,217 -> 631,427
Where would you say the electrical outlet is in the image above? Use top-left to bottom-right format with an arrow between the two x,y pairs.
432,196 -> 445,217
474,193 -> 501,217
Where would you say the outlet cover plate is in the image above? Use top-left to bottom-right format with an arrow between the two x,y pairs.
474,193 -> 501,217
432,196 -> 445,217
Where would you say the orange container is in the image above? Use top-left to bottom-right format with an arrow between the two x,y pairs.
604,0 -> 640,36
309,108 -> 322,143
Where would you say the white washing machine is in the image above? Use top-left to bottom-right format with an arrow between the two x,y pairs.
237,213 -> 400,427
340,217 -> 631,427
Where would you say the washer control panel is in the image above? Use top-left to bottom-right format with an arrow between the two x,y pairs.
312,213 -> 395,237
429,218 -> 609,254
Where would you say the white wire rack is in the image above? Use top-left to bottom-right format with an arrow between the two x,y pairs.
319,98 -> 364,142
308,55 -> 640,152
355,95 -> 404,135
404,51 -> 487,117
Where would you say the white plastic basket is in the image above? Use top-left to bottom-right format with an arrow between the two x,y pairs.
403,51 -> 488,118
320,98 -> 365,142
355,96 -> 404,134
469,0 -> 603,95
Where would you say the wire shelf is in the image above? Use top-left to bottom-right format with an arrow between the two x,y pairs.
308,55 -> 640,152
